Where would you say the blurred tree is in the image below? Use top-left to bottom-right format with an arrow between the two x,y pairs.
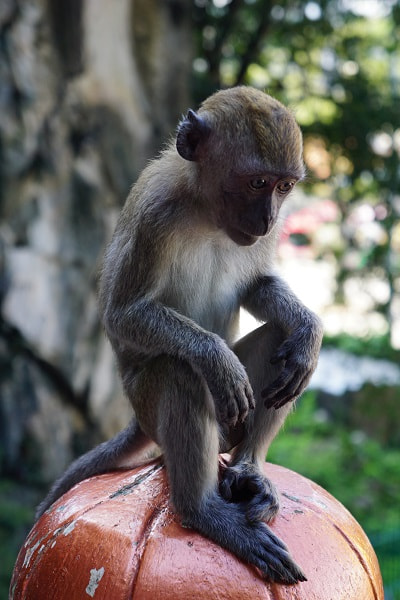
193,0 -> 400,346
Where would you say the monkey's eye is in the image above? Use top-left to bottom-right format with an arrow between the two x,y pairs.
276,180 -> 295,194
249,178 -> 268,190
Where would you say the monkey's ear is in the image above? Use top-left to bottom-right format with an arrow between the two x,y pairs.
176,109 -> 211,161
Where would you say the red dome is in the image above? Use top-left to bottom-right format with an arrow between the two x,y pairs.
10,457 -> 383,599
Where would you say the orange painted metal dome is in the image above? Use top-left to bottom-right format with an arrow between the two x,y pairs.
10,457 -> 383,599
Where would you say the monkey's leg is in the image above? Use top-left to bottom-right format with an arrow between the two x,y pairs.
143,355 -> 305,584
220,323 -> 294,524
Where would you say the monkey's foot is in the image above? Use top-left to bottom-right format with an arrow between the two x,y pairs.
219,462 -> 279,523
184,496 -> 306,585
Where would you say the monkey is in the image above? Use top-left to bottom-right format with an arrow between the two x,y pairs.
36,86 -> 323,585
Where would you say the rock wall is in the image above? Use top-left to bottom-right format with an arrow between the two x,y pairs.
0,0 -> 192,483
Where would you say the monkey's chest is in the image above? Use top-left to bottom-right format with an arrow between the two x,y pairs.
154,239 -> 244,337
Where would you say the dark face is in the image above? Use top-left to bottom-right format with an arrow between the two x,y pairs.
219,172 -> 298,246
175,88 -> 305,246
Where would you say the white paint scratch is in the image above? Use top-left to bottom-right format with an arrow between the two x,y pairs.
22,542 -> 39,568
63,521 -> 76,536
85,567 -> 105,597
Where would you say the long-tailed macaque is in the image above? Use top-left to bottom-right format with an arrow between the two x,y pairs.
37,87 -> 323,585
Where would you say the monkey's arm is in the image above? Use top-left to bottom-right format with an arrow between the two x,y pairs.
242,275 -> 323,408
103,297 -> 254,425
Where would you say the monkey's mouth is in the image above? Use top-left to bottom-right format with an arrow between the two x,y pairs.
227,227 -> 259,246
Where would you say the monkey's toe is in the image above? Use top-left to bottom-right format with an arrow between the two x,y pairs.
219,463 -> 262,503
246,522 -> 307,584
219,463 -> 280,523
246,490 -> 279,524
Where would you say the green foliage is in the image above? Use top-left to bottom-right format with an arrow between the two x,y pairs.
269,389 -> 400,596
370,529 -> 400,600
268,391 -> 400,533
323,332 -> 400,362
193,0 -> 400,340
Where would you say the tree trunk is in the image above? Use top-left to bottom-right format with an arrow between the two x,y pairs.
0,0 -> 192,483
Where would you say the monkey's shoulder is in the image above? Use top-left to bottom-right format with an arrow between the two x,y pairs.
126,149 -> 196,211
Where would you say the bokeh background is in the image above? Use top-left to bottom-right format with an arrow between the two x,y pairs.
1,0 -> 399,597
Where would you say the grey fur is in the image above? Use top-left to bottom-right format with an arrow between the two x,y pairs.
37,88 -> 323,585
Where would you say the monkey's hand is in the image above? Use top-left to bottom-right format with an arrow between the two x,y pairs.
201,341 -> 255,426
262,318 -> 323,409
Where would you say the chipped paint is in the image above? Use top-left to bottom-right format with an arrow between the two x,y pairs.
313,496 -> 328,509
63,521 -> 76,536
22,542 -> 40,568
85,567 -> 105,597
9,582 -> 16,599
282,491 -> 301,503
109,463 -> 163,499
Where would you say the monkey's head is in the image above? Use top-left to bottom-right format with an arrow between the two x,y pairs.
176,87 -> 305,246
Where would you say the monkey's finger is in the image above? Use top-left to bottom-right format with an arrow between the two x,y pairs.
249,552 -> 299,586
263,356 -> 307,398
261,557 -> 299,585
247,542 -> 297,585
234,384 -> 255,422
246,385 -> 256,410
253,528 -> 307,583
265,395 -> 290,410
235,401 -> 249,424
270,380 -> 306,409
265,395 -> 293,410
225,404 -> 240,426
263,375 -> 300,408
259,525 -> 290,552
215,401 -> 232,426
261,380 -> 286,400
226,391 -> 250,424
271,369 -> 313,409
291,372 -> 312,399
261,368 -> 293,400
272,392 -> 298,410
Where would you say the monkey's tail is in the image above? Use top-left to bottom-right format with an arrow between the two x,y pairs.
35,420 -> 154,520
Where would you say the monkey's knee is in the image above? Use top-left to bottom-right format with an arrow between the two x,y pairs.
234,322 -> 286,365
233,323 -> 287,402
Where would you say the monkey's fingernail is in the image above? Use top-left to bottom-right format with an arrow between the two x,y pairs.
274,397 -> 292,409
